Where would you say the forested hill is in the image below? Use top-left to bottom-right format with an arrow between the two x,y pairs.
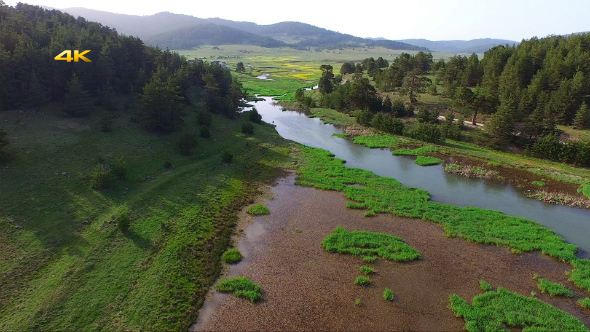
0,3 -> 241,124
144,23 -> 287,49
61,7 -> 427,51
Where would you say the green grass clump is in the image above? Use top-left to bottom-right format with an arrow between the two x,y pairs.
479,280 -> 492,292
221,249 -> 243,264
536,277 -> 573,297
414,156 -> 443,166
332,133 -> 350,138
346,201 -> 366,209
354,276 -> 371,286
383,288 -> 394,301
216,276 -> 262,303
450,286 -> 588,332
532,181 -> 546,186
308,114 -> 320,118
578,298 -> 590,309
322,227 -> 421,262
354,298 -> 362,306
364,210 -> 375,217
392,146 -> 439,156
580,183 -> 590,199
353,135 -> 400,149
360,266 -> 375,275
295,146 -> 590,292
247,204 -> 270,215
362,256 -> 377,263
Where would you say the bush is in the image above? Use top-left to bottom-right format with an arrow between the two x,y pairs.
408,123 -> 444,143
111,155 -> 128,179
198,125 -> 210,138
354,276 -> 371,286
221,151 -> 233,163
383,288 -> 395,301
392,100 -> 406,117
89,163 -> 114,190
417,108 -> 439,124
115,205 -> 130,233
178,134 -> 197,155
242,122 -> 254,135
222,249 -> 243,264
355,109 -> 374,126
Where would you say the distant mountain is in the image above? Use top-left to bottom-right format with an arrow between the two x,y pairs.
145,24 -> 287,49
399,38 -> 518,54
61,8 -> 426,50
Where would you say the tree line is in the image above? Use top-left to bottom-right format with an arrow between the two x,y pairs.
0,2 -> 242,132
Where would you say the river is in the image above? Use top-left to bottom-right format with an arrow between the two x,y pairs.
248,96 -> 590,259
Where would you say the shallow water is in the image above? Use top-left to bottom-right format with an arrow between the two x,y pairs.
249,97 -> 590,259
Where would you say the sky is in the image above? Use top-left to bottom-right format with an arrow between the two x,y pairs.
4,0 -> 590,41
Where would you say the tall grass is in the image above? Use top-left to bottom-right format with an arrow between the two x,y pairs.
383,288 -> 395,301
534,275 -> 573,297
414,156 -> 442,166
352,135 -> 401,149
579,298 -> 590,309
391,146 -> 439,155
322,227 -> 421,263
295,146 -> 590,292
216,276 -> 262,303
450,286 -> 588,332
354,276 -> 371,286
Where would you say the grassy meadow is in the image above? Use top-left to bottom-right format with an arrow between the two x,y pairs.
0,103 -> 292,331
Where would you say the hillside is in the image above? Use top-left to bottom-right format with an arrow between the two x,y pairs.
61,7 -> 426,50
144,23 -> 287,49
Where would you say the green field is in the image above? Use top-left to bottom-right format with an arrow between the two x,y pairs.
0,104 -> 291,331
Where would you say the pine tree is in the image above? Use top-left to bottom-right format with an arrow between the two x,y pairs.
26,73 -> 50,108
64,74 -> 93,117
486,105 -> 515,149
574,102 -> 590,129
139,76 -> 184,132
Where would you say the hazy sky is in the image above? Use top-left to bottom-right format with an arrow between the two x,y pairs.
5,0 -> 590,41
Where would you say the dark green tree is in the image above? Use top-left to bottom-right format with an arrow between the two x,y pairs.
64,73 -> 93,117
139,76 -> 184,132
400,69 -> 431,104
574,102 -> 590,129
0,128 -> 11,161
485,104 -> 515,149
236,62 -> 245,73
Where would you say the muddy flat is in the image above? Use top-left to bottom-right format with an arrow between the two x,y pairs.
191,175 -> 590,332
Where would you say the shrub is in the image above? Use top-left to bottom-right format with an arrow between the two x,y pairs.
242,122 -> 254,135
111,155 -> 128,179
579,298 -> 590,309
89,163 -> 114,190
417,108 -> 439,124
354,276 -> 371,286
199,125 -> 211,138
408,123 -> 443,143
354,298 -> 362,306
383,288 -> 395,301
222,249 -> 243,264
247,204 -> 270,215
360,266 -> 375,275
178,134 -> 197,155
221,151 -> 233,163
216,276 -> 262,303
115,205 -> 130,233
355,109 -> 374,126
391,100 -> 406,117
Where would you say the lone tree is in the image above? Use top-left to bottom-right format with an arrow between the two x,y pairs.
236,62 -> 245,73
574,102 -> 590,129
399,69 -> 431,104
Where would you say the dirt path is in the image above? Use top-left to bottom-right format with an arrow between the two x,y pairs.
191,174 -> 590,331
